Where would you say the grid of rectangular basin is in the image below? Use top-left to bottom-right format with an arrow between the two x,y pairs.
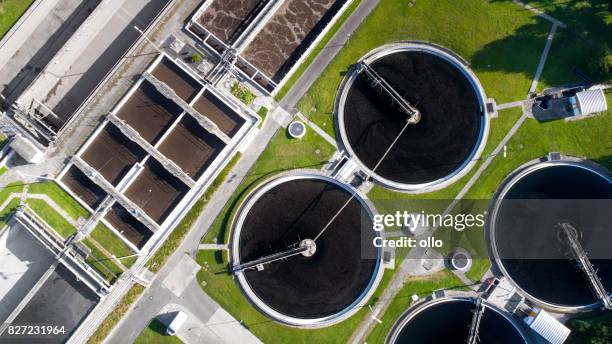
104,203 -> 153,249
124,159 -> 189,224
115,80 -> 183,145
157,115 -> 225,179
192,90 -> 246,137
81,123 -> 147,186
60,166 -> 107,209
66,54 -> 253,250
241,0 -> 347,83
187,0 -> 351,93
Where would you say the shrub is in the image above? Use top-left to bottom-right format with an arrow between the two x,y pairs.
231,82 -> 256,106
190,53 -> 202,63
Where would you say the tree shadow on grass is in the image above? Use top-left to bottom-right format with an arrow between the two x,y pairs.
594,154 -> 612,170
474,0 -> 610,90
148,318 -> 169,335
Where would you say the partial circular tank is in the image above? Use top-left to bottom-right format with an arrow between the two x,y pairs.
487,157 -> 612,312
386,297 -> 529,343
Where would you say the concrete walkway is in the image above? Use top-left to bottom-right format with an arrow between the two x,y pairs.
512,0 -> 566,28
198,243 -> 228,250
497,100 -> 525,110
295,112 -> 337,147
529,23 -> 559,94
0,156 -> 66,187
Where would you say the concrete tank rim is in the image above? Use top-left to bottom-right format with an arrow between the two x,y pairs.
334,41 -> 490,193
229,170 -> 384,327
385,297 -> 530,344
486,156 -> 612,313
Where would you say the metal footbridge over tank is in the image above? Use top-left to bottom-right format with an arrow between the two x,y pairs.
232,239 -> 316,274
559,222 -> 612,310
357,61 -> 420,124
467,297 -> 485,344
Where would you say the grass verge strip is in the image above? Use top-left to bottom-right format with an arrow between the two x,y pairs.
87,284 -> 145,344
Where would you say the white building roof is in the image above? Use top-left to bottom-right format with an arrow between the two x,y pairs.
524,309 -> 570,344
9,135 -> 44,163
575,88 -> 608,115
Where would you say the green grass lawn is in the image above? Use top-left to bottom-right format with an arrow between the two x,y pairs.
134,319 -> 183,344
0,182 -> 23,204
197,249 -> 393,343
28,181 -> 90,220
0,198 -> 20,228
91,223 -> 137,267
365,270 -> 469,343
0,133 -> 8,149
526,0 -> 611,91
82,238 -> 123,284
274,0 -> 362,101
202,127 -> 336,244
26,199 -> 77,238
0,0 -> 34,39
298,0 -> 548,137
465,96 -> 612,200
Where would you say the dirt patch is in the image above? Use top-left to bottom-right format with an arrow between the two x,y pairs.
157,115 -> 225,180
198,0 -> 268,45
241,0 -> 346,83
124,159 -> 189,224
116,80 -> 183,144
151,57 -> 202,102
104,203 -> 153,249
61,165 -> 107,209
81,123 -> 146,186
192,90 -> 245,137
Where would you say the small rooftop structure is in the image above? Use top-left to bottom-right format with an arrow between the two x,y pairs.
9,134 -> 44,163
524,309 -> 570,344
573,88 -> 607,116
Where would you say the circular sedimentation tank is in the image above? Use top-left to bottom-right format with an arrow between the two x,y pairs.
231,172 -> 383,327
386,298 -> 529,343
488,157 -> 612,312
336,42 -> 488,192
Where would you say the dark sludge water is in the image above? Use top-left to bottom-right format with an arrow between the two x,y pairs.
343,50 -> 484,185
392,299 -> 526,344
494,164 -> 612,307
238,178 -> 379,319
